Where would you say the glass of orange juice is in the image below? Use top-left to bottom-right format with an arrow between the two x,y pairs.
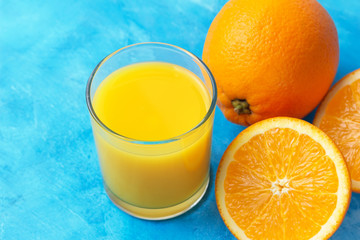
86,42 -> 217,220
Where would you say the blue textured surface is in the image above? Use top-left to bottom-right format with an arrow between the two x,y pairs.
1,0 -> 360,239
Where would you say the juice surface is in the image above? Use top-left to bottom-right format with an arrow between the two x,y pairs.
93,62 -> 209,141
91,62 -> 214,212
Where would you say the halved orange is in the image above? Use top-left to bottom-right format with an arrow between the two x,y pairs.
314,69 -> 360,192
216,117 -> 350,240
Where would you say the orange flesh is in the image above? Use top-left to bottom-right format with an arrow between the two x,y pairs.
224,128 -> 338,239
318,79 -> 360,181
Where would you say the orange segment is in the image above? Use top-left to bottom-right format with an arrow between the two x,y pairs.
286,134 -> 325,179
263,128 -> 299,179
281,193 -> 322,239
224,161 -> 272,194
216,117 -> 350,240
234,133 -> 277,181
324,85 -> 360,122
288,191 -> 337,225
350,79 -> 360,105
225,190 -> 272,230
245,194 -> 284,239
290,155 -> 338,194
318,116 -> 360,180
314,68 -> 360,192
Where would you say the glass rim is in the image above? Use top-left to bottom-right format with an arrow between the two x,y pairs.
85,42 -> 217,144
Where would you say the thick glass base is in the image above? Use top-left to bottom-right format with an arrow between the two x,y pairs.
105,176 -> 209,220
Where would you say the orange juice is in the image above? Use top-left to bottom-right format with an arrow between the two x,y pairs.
91,62 -> 214,218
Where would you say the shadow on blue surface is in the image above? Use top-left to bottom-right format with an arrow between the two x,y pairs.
332,192 -> 360,239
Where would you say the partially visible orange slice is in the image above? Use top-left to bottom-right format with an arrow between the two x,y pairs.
314,69 -> 360,192
216,117 -> 350,240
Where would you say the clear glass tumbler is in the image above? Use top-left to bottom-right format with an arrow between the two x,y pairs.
86,42 -> 217,220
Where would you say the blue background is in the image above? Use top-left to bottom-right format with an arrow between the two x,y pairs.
1,0 -> 360,239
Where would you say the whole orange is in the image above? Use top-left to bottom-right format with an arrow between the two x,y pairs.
202,0 -> 339,126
